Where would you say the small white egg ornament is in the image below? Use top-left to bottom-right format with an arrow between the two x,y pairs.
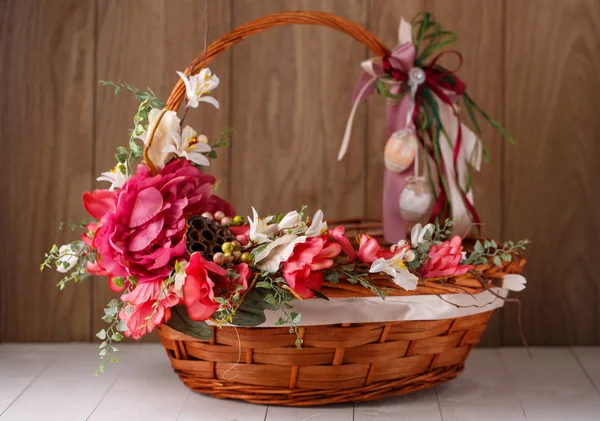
399,177 -> 434,222
384,129 -> 418,173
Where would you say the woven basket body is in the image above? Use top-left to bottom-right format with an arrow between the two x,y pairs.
157,310 -> 491,406
155,12 -> 524,406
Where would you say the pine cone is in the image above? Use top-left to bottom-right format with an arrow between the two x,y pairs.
185,216 -> 236,259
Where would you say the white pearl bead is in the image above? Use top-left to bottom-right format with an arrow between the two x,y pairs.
384,129 -> 417,173
409,67 -> 426,86
399,177 -> 434,222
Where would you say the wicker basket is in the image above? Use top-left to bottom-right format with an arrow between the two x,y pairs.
155,12 -> 526,406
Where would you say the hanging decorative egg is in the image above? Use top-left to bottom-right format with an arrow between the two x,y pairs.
399,177 -> 434,222
384,129 -> 418,173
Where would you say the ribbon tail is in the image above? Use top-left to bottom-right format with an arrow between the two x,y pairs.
435,96 -> 476,235
338,76 -> 376,161
383,94 -> 412,243
461,123 -> 483,172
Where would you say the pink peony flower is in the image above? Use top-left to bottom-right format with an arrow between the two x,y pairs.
357,234 -> 394,263
84,159 -> 234,285
118,280 -> 180,340
421,235 -> 474,278
282,235 -> 341,299
183,253 -> 250,321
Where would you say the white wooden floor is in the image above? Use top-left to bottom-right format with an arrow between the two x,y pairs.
1,345 -> 599,421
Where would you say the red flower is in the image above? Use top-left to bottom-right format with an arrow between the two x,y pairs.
421,236 -> 473,278
282,235 -> 341,299
182,253 -> 250,321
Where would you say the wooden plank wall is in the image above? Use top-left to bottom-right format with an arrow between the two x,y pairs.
1,0 -> 598,345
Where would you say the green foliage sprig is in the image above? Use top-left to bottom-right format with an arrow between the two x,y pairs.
40,241 -> 95,290
95,298 -> 126,375
99,80 -> 166,173
463,239 -> 529,267
255,274 -> 304,348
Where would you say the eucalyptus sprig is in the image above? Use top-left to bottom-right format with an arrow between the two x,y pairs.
464,238 -> 529,267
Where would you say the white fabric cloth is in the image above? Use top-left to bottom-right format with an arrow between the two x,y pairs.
255,287 -> 507,327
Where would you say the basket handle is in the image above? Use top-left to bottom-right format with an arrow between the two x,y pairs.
144,11 -> 391,173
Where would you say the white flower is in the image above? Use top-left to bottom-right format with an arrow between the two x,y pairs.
177,68 -> 220,109
97,162 -> 130,190
254,234 -> 308,274
162,125 -> 211,167
501,274 -> 527,292
278,210 -> 303,232
411,223 -> 435,247
248,207 -> 279,244
173,261 -> 190,298
139,109 -> 182,170
404,249 -> 416,262
304,210 -> 327,237
56,244 -> 82,273
369,251 -> 419,291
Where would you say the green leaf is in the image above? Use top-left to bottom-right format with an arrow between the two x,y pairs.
290,312 -> 302,324
96,329 -> 107,340
227,288 -> 279,327
483,239 -> 491,249
166,306 -> 213,341
339,263 -> 356,272
324,271 -> 339,284
311,289 -> 330,301
255,281 -> 272,289
493,256 -> 503,266
251,244 -> 268,260
501,253 -> 512,262
112,277 -> 125,289
490,240 -> 498,249
474,241 -> 484,254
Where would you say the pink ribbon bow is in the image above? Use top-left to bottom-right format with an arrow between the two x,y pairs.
338,19 -> 417,244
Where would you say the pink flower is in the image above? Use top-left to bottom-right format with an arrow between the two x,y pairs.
85,159 -> 234,285
330,226 -> 357,260
118,280 -> 180,340
83,189 -> 116,220
357,234 -> 394,263
229,224 -> 250,246
182,253 -> 250,321
282,235 -> 341,299
421,235 -> 474,278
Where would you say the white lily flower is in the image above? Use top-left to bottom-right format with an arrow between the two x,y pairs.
255,234 -> 308,273
248,207 -> 279,244
177,68 -> 220,109
138,109 -> 182,170
411,223 -> 435,247
501,274 -> 527,292
97,162 -> 130,190
173,261 -> 190,298
162,125 -> 211,167
369,251 -> 419,291
278,210 -> 303,232
304,210 -> 327,237
56,244 -> 83,273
